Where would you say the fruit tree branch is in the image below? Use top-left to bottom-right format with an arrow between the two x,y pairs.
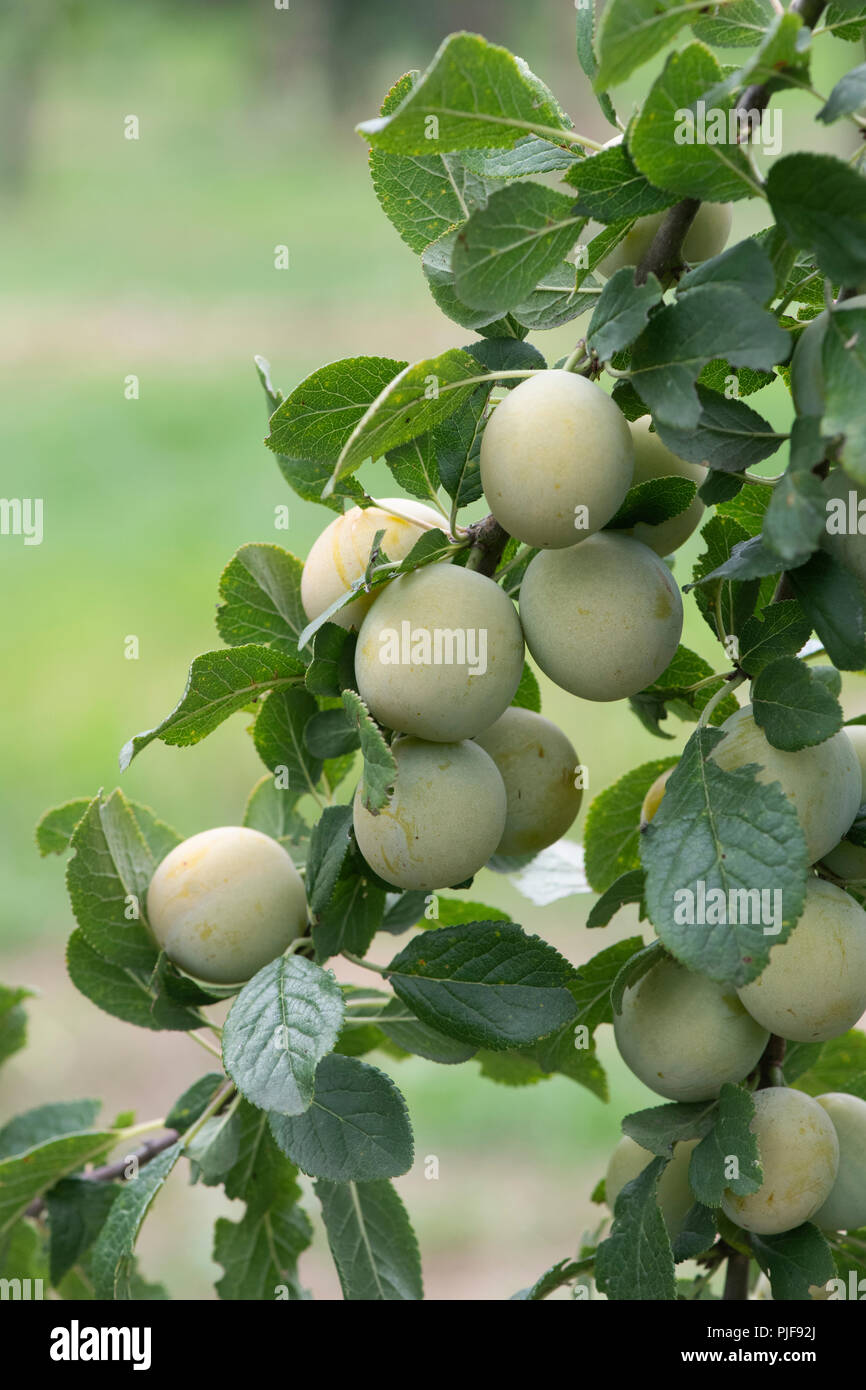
24,1130 -> 180,1220
465,513 -> 512,576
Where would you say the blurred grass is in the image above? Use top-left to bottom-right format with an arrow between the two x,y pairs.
1,0 -> 864,1298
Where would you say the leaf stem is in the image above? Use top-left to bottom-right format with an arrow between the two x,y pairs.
699,673 -> 746,727
342,952 -> 390,976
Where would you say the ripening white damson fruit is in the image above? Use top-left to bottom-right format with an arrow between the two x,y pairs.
605,1136 -> 700,1240
354,563 -> 525,742
519,532 -> 684,701
821,723 -> 866,882
146,826 -> 308,985
478,370 -> 634,549
639,767 -> 674,828
812,1093 -> 866,1232
300,498 -> 443,630
708,705 -> 861,863
352,736 -> 506,890
614,956 -> 769,1102
625,417 -> 706,556
721,1088 -> 840,1236
473,707 -> 582,855
597,202 -> 733,277
736,877 -> 866,1043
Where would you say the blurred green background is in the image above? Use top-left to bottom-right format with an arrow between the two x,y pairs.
1,0 -> 863,1299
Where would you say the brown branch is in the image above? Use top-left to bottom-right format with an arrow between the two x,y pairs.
465,513 -> 511,577
723,1251 -> 752,1301
757,1033 -> 787,1089
24,1130 -> 180,1221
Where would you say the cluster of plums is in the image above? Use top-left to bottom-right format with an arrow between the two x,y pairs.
605,720 -> 866,1237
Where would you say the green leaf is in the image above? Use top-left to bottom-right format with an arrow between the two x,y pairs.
793,1030 -> 866,1101
698,12 -> 810,109
381,891 -> 429,934
822,306 -> 866,479
357,33 -> 572,154
433,383 -> 490,507
632,645 -> 739,734
223,1101 -> 301,1210
431,897 -> 510,927
816,61 -> 866,123
45,1179 -> 120,1285
570,937 -> 645,1031
512,1255 -> 595,1300
0,1100 -> 102,1161
222,956 -> 344,1117
386,921 -> 577,1050
596,0 -> 705,90
65,930 -> 203,1032
587,871 -> 647,929
688,1083 -> 761,1206
511,261 -> 599,333
767,153 -> 866,286
242,776 -> 307,855
384,433 -> 441,504
737,602 -> 814,677
252,686 -> 322,793
314,877 -> 388,963
641,726 -> 809,986
0,985 -> 31,1069
630,286 -> 789,429
654,391 -> 786,474
89,1143 -> 183,1298
268,1054 -> 414,1181
751,1225 -> 836,1300
304,707 -> 360,760
342,689 -> 397,813
752,656 -> 843,751
375,997 -> 477,1064
421,228 -> 513,332
583,757 -> 680,892
520,1028 -> 609,1100
595,1157 -> 676,1300
607,476 -> 697,531
451,183 -> 584,313
265,356 -> 406,463
305,623 -> 357,699
611,940 -> 668,1014
214,1188 -> 313,1300
681,240 -> 776,306
461,137 -> 580,179
369,72 -> 492,254
65,791 -> 159,970
35,799 -> 91,856
165,1074 -> 225,1132
566,142 -> 676,223
692,0 -> 776,48
763,470 -> 828,565
306,805 -> 355,914
622,1099 -> 719,1156
330,349 -> 485,491
463,336 -> 548,384
316,1178 -> 423,1300
671,1204 -> 719,1262
0,1130 -> 119,1237
120,645 -> 304,769
787,551 -> 866,671
510,661 -> 541,713
586,269 -> 663,360
630,44 -> 758,201
690,514 -> 768,640
216,545 -> 309,657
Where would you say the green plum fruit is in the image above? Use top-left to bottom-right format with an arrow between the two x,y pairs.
474,707 -> 582,855
146,826 -> 308,985
352,736 -> 506,890
721,1088 -> 839,1236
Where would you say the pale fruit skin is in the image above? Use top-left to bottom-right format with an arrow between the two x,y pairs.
519,532 -> 684,701
822,471 -> 866,590
737,877 -> 866,1043
473,707 -> 582,855
354,563 -> 525,742
606,1136 -> 700,1240
146,827 -> 307,985
709,704 -> 861,864
300,498 -> 443,630
598,203 -> 733,277
822,723 -> 866,881
813,1093 -> 866,1232
352,737 -> 506,890
626,417 -> 706,556
721,1088 -> 840,1236
614,956 -> 769,1102
640,768 -> 674,829
479,370 -> 635,549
